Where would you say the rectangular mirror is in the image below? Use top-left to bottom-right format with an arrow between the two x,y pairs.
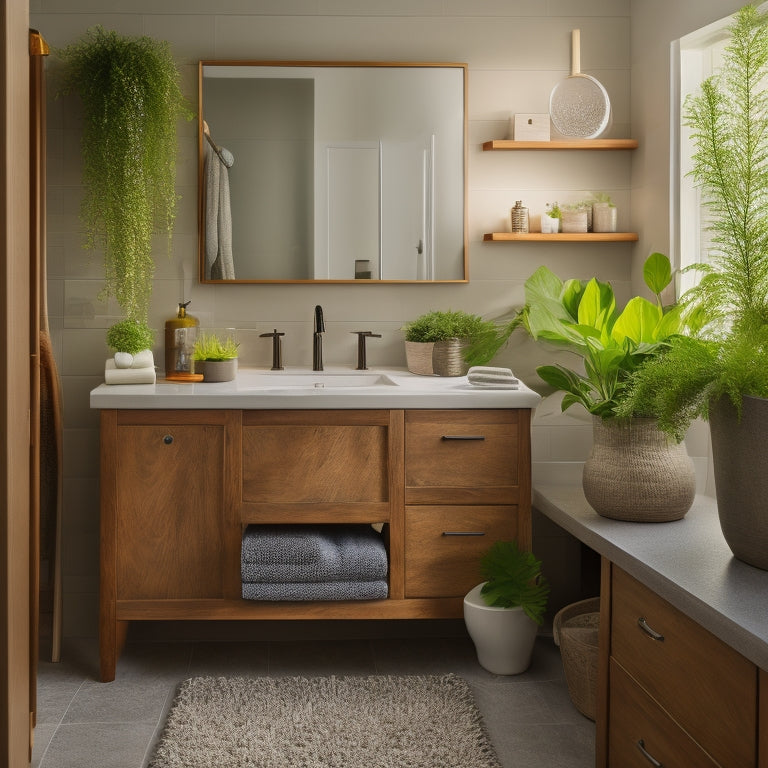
198,61 -> 467,284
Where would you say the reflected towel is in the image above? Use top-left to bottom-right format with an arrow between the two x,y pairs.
104,359 -> 156,385
204,142 -> 235,280
241,524 -> 388,583
241,580 -> 388,601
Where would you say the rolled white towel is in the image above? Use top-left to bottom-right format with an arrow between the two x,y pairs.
105,359 -> 156,385
131,349 -> 155,369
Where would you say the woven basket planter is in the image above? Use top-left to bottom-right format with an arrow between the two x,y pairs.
553,597 -> 601,721
582,417 -> 696,522
431,338 -> 470,377
404,341 -> 435,376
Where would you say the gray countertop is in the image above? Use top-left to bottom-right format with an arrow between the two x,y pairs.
534,485 -> 768,671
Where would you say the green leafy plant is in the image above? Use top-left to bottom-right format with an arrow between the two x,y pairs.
402,310 -> 496,343
192,331 -> 239,362
466,252 -> 691,422
479,541 -> 549,625
592,191 -> 614,206
620,4 -> 768,438
545,202 -> 562,219
105,319 -> 154,355
57,27 -> 193,324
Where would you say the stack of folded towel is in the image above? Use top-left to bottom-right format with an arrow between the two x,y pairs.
241,524 -> 388,601
104,349 -> 156,385
467,365 -> 519,389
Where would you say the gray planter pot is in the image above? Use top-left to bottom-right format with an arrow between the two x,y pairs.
709,394 -> 768,570
582,417 -> 696,522
196,358 -> 238,382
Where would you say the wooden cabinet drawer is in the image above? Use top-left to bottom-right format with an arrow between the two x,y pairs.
405,410 -> 520,505
611,567 -> 757,767
404,505 -> 516,597
609,658 -> 719,767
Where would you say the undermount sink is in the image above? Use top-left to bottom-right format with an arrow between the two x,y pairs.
238,371 -> 398,389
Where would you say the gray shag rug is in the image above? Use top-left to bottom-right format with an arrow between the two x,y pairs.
149,673 -> 501,768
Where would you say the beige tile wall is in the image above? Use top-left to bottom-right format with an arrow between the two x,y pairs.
31,0 -> 712,635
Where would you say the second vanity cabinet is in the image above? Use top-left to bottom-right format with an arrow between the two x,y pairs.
99,406 -> 532,681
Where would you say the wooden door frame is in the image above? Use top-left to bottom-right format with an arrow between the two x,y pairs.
1,1 -> 33,765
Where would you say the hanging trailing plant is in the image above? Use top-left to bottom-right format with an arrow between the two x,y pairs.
58,27 -> 192,324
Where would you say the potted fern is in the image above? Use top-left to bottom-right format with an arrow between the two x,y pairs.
466,251 -> 698,522
192,330 -> 239,382
463,541 -> 549,675
619,4 -> 768,568
402,309 -> 496,376
58,27 -> 191,329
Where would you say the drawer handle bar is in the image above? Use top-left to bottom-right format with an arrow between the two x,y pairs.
637,617 -> 664,642
637,739 -> 663,767
442,531 -> 486,537
441,435 -> 485,441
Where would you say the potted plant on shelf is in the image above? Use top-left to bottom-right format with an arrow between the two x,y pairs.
58,27 -> 191,329
192,330 -> 239,382
463,541 -> 549,675
618,4 -> 768,568
402,309 -> 496,376
466,251 -> 698,522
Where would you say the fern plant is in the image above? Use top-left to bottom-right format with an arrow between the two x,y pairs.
479,541 -> 549,625
58,27 -> 192,324
621,4 -> 768,437
402,310 -> 496,343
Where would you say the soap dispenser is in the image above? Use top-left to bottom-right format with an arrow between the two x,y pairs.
164,301 -> 199,376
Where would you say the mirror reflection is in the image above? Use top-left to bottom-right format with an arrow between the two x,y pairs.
198,62 -> 467,283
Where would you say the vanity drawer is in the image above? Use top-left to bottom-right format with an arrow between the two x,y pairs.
609,658 -> 719,767
405,410 -> 520,505
611,567 -> 757,767
404,505 -> 517,597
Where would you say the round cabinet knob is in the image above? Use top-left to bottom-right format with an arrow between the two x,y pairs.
163,435 -> 174,445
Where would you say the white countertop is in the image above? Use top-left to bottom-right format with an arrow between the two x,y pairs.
89,366 -> 543,410
534,485 -> 768,671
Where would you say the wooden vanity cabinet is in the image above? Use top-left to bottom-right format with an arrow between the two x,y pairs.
600,563 -> 759,767
99,407 -> 532,681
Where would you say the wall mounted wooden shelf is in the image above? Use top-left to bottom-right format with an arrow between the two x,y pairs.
483,232 -> 639,242
482,139 -> 639,151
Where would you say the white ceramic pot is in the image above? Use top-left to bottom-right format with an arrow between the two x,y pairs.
463,583 -> 538,675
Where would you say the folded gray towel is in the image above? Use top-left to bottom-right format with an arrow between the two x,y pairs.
241,524 -> 388,583
242,580 -> 388,601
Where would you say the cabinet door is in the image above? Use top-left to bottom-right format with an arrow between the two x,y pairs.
115,422 -> 229,599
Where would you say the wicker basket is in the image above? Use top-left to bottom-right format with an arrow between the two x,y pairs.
553,597 -> 601,721
432,338 -> 469,377
404,341 -> 435,375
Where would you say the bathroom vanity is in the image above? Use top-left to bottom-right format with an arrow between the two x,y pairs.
91,368 -> 540,681
534,486 -> 768,768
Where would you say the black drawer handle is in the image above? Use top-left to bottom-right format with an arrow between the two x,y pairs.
442,531 -> 486,536
163,435 -> 174,445
638,617 -> 664,642
441,435 -> 485,441
637,739 -> 663,767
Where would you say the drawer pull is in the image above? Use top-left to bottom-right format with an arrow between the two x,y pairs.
637,739 -> 663,767
441,531 -> 486,537
441,435 -> 485,441
163,434 -> 174,445
637,617 -> 664,642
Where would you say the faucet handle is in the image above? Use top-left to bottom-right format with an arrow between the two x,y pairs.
351,331 -> 382,370
259,329 -> 285,370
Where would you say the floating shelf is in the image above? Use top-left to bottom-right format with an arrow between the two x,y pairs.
482,139 -> 639,151
483,232 -> 639,242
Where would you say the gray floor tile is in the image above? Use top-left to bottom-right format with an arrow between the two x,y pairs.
62,679 -> 175,724
40,722 -> 158,768
267,638 -> 377,676
31,723 -> 56,768
187,640 -> 270,677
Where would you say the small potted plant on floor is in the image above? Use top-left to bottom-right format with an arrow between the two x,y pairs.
463,541 -> 549,675
192,330 -> 239,382
465,251 -> 698,522
402,309 -> 496,376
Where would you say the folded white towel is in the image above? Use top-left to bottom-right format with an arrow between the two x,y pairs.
467,380 -> 519,389
468,366 -> 517,378
105,359 -> 156,385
